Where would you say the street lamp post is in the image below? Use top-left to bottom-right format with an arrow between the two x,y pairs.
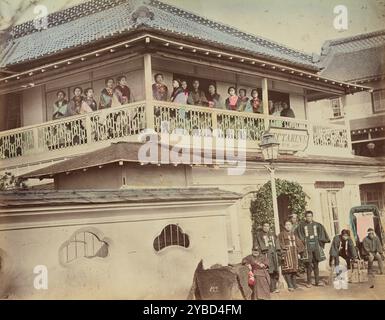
259,131 -> 287,290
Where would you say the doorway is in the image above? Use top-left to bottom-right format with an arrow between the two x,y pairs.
277,194 -> 291,231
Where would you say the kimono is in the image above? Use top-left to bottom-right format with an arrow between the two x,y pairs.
295,221 -> 330,263
225,96 -> 240,111
114,85 -> 131,104
52,99 -> 68,120
254,231 -> 281,274
206,93 -> 221,108
152,83 -> 168,101
66,97 -> 93,116
245,97 -> 262,113
242,254 -> 271,300
170,87 -> 188,104
237,96 -> 249,112
187,90 -> 208,106
280,107 -> 295,118
278,230 -> 304,274
99,88 -> 120,109
330,235 -> 357,259
84,97 -> 98,112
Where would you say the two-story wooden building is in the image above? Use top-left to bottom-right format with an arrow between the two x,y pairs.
0,0 -> 383,299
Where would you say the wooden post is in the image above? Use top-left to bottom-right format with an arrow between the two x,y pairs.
262,77 -> 269,131
144,53 -> 154,130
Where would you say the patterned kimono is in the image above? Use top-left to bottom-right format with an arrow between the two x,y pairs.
152,83 -> 168,101
237,96 -> 249,112
295,221 -> 330,263
254,231 -> 281,274
245,97 -> 262,113
114,85 -> 131,104
99,88 -> 120,109
278,230 -> 304,274
84,97 -> 98,111
52,99 -> 68,120
187,90 -> 208,106
242,254 -> 271,300
66,97 -> 92,116
206,93 -> 221,108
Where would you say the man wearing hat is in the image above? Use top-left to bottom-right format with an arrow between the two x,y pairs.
329,229 -> 358,269
363,228 -> 384,275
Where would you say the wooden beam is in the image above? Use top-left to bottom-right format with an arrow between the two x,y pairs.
144,53 -> 154,130
261,78 -> 269,130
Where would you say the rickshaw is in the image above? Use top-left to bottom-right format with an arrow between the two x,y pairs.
349,205 -> 385,257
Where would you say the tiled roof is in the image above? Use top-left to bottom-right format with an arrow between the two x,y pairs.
21,141 -> 384,180
320,29 -> 385,81
0,0 -> 318,70
0,187 -> 241,208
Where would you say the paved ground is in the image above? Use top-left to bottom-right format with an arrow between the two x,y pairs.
271,272 -> 385,300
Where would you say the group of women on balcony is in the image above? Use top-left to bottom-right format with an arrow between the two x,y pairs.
52,76 -> 132,120
152,73 -> 295,118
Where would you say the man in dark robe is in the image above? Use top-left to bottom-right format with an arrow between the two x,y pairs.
362,228 -> 384,275
254,222 -> 281,293
329,229 -> 358,270
242,248 -> 271,300
187,79 -> 207,106
114,75 -> 132,105
279,220 -> 305,291
295,210 -> 330,287
152,73 -> 168,101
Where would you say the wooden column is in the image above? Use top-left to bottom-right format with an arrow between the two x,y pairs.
143,53 -> 154,130
261,77 -> 269,131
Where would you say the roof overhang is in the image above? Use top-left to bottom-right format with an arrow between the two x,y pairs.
0,32 -> 373,98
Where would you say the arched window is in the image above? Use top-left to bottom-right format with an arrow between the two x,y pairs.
60,230 -> 109,264
153,224 -> 190,252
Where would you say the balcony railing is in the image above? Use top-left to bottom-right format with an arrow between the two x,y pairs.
0,101 -> 352,168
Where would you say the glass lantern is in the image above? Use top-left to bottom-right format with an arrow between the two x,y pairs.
259,132 -> 280,161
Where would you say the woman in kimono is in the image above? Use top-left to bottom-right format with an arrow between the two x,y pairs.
170,79 -> 187,104
237,88 -> 249,112
52,90 -> 68,120
206,84 -> 221,108
245,89 -> 262,113
66,87 -> 93,116
84,88 -> 97,111
242,248 -> 271,300
152,73 -> 168,101
225,87 -> 239,111
99,78 -> 120,109
278,220 -> 305,291
114,75 -> 132,105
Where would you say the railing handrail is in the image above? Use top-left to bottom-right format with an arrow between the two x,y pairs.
0,101 -> 147,137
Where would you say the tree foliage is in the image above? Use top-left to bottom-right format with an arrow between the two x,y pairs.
250,179 -> 307,236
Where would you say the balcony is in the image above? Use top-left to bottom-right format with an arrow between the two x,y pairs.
0,101 -> 352,170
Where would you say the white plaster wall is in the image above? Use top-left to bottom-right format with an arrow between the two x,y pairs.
0,208 -> 229,299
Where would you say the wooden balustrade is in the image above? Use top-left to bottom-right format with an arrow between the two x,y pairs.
0,100 -> 352,165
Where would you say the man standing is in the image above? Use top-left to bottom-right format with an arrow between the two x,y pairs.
278,220 -> 305,291
296,211 -> 330,287
363,228 -> 384,275
329,229 -> 358,270
254,222 -> 281,293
